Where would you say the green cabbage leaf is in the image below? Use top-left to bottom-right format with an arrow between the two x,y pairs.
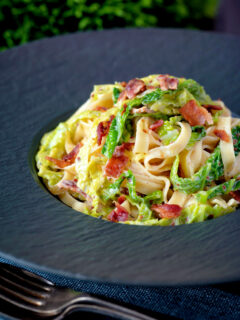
101,170 -> 162,221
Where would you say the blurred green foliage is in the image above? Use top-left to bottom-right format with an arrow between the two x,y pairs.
0,0 -> 219,51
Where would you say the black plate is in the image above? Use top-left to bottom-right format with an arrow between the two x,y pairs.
1,28 -> 240,286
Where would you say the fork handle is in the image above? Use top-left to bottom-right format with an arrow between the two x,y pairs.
55,301 -> 157,320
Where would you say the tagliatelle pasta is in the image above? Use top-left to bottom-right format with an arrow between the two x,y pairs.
36,74 -> 240,226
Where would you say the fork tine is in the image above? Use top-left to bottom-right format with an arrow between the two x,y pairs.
22,269 -> 54,286
0,283 -> 45,307
0,264 -> 55,311
0,272 -> 50,299
0,265 -> 53,292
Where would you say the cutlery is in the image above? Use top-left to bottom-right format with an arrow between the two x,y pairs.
0,263 -> 157,320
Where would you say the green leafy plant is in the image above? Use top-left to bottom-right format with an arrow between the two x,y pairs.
101,169 -> 162,221
171,126 -> 240,194
1,0 -> 219,51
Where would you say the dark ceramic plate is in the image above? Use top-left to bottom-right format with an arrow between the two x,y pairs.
1,28 -> 240,286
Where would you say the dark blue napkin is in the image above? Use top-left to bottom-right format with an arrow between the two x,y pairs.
1,257 -> 240,320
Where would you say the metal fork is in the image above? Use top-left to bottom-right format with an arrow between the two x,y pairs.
0,263 -> 157,320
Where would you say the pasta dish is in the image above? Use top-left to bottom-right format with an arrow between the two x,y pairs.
36,74 -> 240,226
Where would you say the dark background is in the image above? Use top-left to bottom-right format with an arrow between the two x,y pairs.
1,0 -> 240,52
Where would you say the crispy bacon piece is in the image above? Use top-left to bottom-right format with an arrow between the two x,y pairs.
96,115 -> 115,145
213,129 -> 230,142
118,78 -> 146,102
58,180 -> 87,199
202,104 -> 223,111
114,142 -> 134,156
45,157 -> 67,168
131,106 -> 154,114
157,75 -> 179,91
179,99 -> 213,126
117,195 -> 126,204
59,180 -> 81,193
105,155 -> 129,178
107,203 -> 129,222
121,187 -> 129,196
230,191 -> 240,202
121,104 -> 127,115
118,90 -> 128,102
63,144 -> 81,162
149,119 -> 164,131
94,106 -> 107,111
120,81 -> 127,87
147,85 -> 157,90
126,78 -> 146,99
46,143 -> 82,168
97,122 -> 107,145
104,142 -> 133,178
151,204 -> 182,219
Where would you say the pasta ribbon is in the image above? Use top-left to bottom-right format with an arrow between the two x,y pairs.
35,74 -> 240,226
217,116 -> 235,177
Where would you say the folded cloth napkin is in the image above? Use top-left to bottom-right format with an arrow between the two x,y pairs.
0,257 -> 240,320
